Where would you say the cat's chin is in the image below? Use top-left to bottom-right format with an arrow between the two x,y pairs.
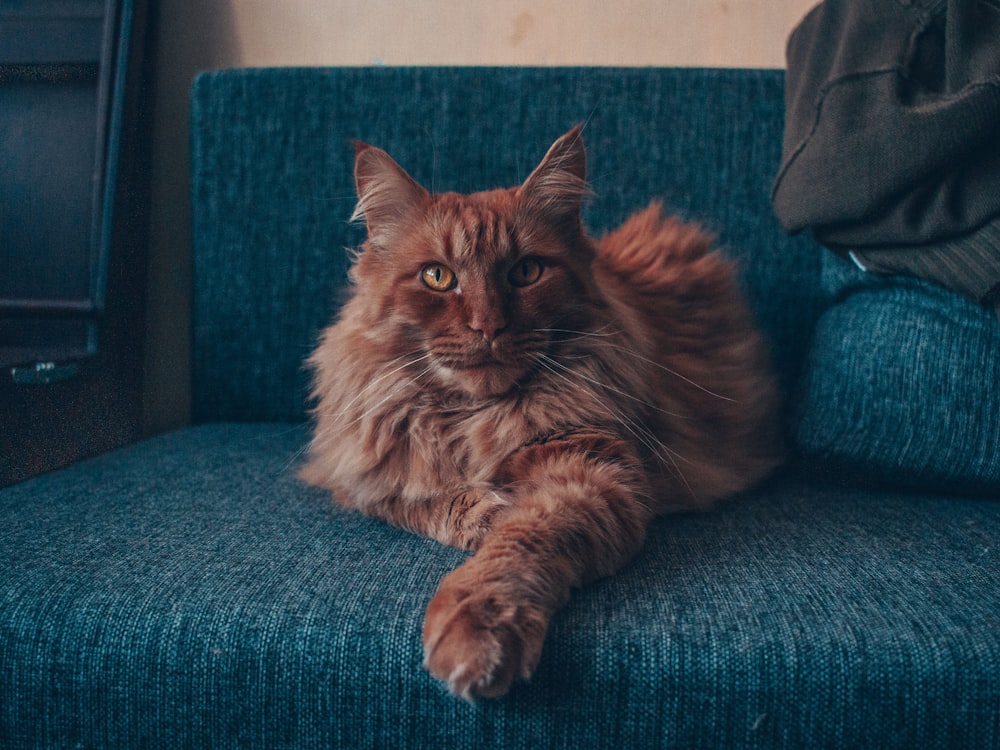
436,363 -> 524,399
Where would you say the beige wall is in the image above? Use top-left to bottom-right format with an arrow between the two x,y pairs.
145,0 -> 817,435
212,0 -> 812,68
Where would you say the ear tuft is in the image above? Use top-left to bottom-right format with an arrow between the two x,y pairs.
520,125 -> 593,222
352,142 -> 429,239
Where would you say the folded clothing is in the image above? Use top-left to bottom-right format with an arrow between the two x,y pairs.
772,0 -> 1000,311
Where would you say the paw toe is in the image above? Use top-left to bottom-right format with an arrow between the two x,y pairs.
422,586 -> 543,700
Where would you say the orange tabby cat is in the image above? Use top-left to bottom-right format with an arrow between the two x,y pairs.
300,127 -> 783,699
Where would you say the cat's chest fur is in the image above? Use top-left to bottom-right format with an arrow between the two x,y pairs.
362,375 -> 576,504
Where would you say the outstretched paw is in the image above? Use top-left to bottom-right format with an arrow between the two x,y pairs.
422,567 -> 548,700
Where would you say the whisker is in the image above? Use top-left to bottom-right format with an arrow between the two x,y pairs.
537,326 -> 737,402
533,356 -> 693,499
611,407 -> 695,496
278,442 -> 311,479
330,351 -> 432,421
535,356 -> 659,461
535,326 -> 621,339
345,365 -> 434,428
538,353 -> 689,420
602,343 -> 737,402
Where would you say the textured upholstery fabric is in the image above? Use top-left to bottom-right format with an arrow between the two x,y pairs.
2,424 -> 998,749
190,67 -> 822,424
796,253 -> 1000,493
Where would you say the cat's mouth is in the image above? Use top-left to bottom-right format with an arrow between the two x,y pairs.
440,355 -> 511,380
428,332 -> 550,397
433,340 -> 509,370
448,354 -> 501,371
433,351 -> 532,397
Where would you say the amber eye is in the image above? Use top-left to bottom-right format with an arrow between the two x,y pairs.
509,257 -> 544,287
421,263 -> 456,291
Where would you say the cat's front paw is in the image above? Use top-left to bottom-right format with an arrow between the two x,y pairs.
422,566 -> 548,700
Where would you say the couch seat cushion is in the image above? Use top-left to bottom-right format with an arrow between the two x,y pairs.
2,423 -> 998,748
794,254 -> 1000,494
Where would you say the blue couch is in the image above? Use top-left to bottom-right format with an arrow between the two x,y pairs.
3,67 -> 999,749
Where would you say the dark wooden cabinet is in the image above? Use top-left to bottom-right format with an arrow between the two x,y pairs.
1,0 -> 153,485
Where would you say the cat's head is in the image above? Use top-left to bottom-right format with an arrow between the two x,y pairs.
347,127 -> 598,398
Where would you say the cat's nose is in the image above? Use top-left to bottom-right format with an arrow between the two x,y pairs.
468,310 -> 507,343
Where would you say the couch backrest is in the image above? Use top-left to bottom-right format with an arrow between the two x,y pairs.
190,67 -> 823,423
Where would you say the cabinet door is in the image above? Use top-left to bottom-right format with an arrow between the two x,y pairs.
1,0 -> 151,485
1,0 -> 117,375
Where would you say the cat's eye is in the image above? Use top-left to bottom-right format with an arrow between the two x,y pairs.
421,263 -> 457,291
509,257 -> 544,287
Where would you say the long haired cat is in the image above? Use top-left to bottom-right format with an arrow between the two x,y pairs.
300,126 -> 783,700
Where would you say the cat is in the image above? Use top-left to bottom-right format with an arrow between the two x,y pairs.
300,126 -> 784,700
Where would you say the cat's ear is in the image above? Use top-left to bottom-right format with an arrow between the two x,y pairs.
520,125 -> 592,222
352,142 -> 430,241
